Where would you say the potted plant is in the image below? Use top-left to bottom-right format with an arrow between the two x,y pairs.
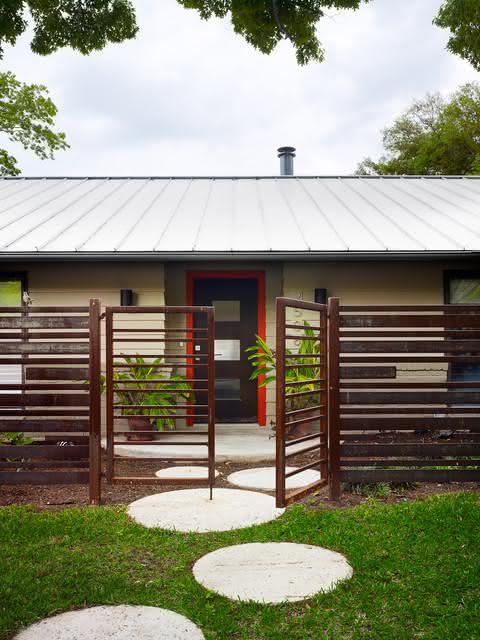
105,355 -> 193,441
246,322 -> 321,439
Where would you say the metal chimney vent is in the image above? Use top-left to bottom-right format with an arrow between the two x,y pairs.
277,146 -> 296,176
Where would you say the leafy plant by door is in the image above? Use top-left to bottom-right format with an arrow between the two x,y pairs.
246,322 -> 322,434
100,355 -> 193,437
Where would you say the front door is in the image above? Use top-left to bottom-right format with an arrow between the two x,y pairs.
193,278 -> 258,422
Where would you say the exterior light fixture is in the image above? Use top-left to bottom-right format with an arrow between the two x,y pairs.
120,289 -> 134,306
314,288 -> 327,305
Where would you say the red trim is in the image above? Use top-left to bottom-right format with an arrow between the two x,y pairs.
186,270 -> 267,426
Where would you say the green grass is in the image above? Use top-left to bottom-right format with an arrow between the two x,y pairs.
0,493 -> 479,639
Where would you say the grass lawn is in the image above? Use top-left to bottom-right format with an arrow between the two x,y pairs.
0,492 -> 479,640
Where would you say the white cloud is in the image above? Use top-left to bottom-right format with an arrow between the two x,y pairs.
2,0 -> 479,176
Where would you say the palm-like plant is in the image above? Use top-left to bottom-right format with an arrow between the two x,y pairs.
246,321 -> 321,401
109,355 -> 193,431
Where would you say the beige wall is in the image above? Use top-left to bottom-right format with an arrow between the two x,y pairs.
4,258 -> 477,428
283,261 -> 446,304
13,261 -> 165,308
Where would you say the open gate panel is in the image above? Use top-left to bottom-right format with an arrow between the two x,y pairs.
105,306 -> 215,492
275,297 -> 329,507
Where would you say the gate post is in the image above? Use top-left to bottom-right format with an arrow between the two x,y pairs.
89,299 -> 102,505
275,298 -> 286,508
327,297 -> 341,500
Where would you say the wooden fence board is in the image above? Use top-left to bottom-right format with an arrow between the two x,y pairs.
341,469 -> 480,482
341,391 -> 480,404
0,317 -> 89,329
0,471 -> 89,484
340,314 -> 480,328
0,419 -> 89,432
26,367 -> 89,380
0,445 -> 89,459
0,342 -> 89,354
341,443 -> 480,457
0,394 -> 89,406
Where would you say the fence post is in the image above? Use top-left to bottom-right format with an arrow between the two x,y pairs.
207,306 -> 216,500
275,298 -> 286,508
327,297 -> 341,500
89,299 -> 102,505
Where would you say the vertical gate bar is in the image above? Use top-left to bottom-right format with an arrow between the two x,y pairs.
207,307 -> 216,500
327,297 -> 341,500
88,299 -> 101,505
105,308 -> 114,483
275,298 -> 287,508
319,306 -> 328,481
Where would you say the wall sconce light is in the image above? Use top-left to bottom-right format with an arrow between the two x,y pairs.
120,289 -> 134,306
314,288 -> 327,305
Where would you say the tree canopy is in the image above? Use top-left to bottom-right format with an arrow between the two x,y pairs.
356,83 -> 480,176
0,71 -> 68,176
0,0 -> 138,58
0,1 -> 479,68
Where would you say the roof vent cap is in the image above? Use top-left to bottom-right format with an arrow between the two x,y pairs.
277,146 -> 296,176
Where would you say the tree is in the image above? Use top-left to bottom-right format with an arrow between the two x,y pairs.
0,71 -> 68,176
0,0 -> 138,58
356,83 -> 480,176
2,1 -> 479,69
434,0 -> 480,71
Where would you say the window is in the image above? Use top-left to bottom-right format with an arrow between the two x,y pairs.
446,274 -> 480,305
0,273 -> 25,390
444,271 -> 480,393
0,275 -> 24,306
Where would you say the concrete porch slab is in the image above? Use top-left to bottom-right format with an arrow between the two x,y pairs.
111,425 -> 309,463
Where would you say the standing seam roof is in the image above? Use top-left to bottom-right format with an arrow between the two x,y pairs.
0,176 -> 479,255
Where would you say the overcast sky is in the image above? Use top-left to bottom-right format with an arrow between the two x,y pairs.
2,0 -> 479,176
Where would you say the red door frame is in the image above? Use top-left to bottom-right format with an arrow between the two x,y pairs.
186,270 -> 266,426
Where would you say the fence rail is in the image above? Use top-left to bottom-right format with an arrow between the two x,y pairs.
0,301 -> 101,503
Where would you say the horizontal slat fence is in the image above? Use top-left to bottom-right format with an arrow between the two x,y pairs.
105,306 -> 215,495
0,302 -> 101,503
331,302 -> 480,486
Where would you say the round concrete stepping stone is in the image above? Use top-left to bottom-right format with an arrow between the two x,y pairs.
227,466 -> 320,491
193,542 -> 353,604
14,605 -> 205,639
155,466 -> 219,480
128,488 -> 284,533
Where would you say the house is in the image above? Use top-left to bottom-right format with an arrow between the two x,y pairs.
1,148 -> 480,427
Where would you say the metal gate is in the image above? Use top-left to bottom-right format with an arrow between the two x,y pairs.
275,298 -> 329,507
105,305 -> 215,494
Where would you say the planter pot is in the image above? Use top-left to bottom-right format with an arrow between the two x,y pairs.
127,416 -> 155,442
286,420 -> 318,441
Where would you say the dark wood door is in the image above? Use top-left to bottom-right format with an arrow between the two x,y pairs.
194,278 -> 258,422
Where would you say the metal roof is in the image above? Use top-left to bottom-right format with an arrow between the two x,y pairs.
0,176 -> 480,258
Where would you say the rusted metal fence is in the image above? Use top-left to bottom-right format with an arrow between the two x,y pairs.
0,301 -> 101,504
275,298 -> 329,507
105,306 -> 215,494
329,301 -> 480,491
